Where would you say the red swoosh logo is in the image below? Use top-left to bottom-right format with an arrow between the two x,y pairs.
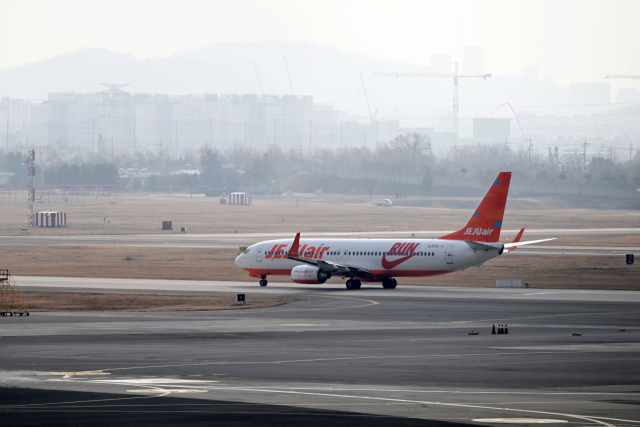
381,254 -> 413,269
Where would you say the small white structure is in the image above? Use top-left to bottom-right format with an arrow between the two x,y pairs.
375,199 -> 393,207
229,192 -> 251,205
169,169 -> 200,176
496,279 -> 522,288
36,211 -> 67,227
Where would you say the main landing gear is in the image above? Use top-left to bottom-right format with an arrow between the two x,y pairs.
345,278 -> 361,290
259,275 -> 268,287
382,278 -> 397,289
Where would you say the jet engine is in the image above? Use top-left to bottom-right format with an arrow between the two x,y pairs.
291,265 -> 331,284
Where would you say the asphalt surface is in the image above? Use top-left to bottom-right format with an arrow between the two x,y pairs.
2,278 -> 640,426
2,230 -> 640,257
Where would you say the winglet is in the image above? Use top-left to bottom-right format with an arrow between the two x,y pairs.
506,228 -> 525,252
288,232 -> 301,258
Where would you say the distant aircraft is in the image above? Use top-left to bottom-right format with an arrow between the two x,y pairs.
235,172 -> 554,289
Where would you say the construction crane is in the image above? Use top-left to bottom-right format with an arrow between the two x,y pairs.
283,56 -> 295,95
605,74 -> 640,79
252,61 -> 265,95
373,62 -> 491,140
359,71 -> 376,124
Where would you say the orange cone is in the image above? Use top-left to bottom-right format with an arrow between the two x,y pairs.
492,324 -> 496,334
505,324 -> 509,334
498,324 -> 503,334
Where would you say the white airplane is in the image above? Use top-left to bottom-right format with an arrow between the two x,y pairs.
235,172 -> 554,289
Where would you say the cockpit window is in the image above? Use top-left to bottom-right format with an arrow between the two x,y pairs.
243,248 -> 251,254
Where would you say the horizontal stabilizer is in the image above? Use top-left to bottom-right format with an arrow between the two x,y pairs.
505,228 -> 525,252
504,238 -> 556,250
464,240 -> 504,252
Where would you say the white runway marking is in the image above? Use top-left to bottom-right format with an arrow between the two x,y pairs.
473,419 -> 567,424
203,385 -> 620,427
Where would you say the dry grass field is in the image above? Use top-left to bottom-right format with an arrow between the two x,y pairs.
22,291 -> 294,312
3,245 -> 637,290
0,193 -> 638,239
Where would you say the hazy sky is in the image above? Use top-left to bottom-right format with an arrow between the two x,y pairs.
1,0 -> 639,87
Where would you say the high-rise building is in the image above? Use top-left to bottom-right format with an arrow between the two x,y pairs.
570,82 -> 611,107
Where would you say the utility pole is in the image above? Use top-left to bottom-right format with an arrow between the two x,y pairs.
453,62 -> 459,142
91,117 -> 95,156
133,116 -> 136,159
583,139 -> 589,170
309,119 -> 312,156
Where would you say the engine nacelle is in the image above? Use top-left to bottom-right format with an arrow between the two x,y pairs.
291,265 -> 331,284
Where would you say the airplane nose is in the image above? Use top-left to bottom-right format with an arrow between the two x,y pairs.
235,254 -> 243,267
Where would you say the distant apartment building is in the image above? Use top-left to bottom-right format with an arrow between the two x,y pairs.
570,82 -> 611,113
18,91 -> 395,156
0,97 -> 31,149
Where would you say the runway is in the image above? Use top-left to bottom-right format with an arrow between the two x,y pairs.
2,229 -> 639,257
2,277 -> 640,426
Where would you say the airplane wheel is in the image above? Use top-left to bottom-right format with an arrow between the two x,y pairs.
346,279 -> 361,290
259,279 -> 268,287
389,278 -> 397,289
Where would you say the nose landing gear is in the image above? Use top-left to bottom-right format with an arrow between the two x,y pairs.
382,278 -> 397,289
259,275 -> 268,287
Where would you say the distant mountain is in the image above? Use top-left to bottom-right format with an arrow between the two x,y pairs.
0,42 -> 424,111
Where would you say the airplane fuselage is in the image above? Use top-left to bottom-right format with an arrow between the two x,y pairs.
235,238 -> 503,281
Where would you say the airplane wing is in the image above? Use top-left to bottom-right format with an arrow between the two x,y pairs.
287,232 -> 373,278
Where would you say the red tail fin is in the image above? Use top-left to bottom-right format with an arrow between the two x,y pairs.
439,172 -> 511,243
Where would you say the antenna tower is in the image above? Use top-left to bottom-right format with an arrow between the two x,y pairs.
100,83 -> 129,162
27,149 -> 35,227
